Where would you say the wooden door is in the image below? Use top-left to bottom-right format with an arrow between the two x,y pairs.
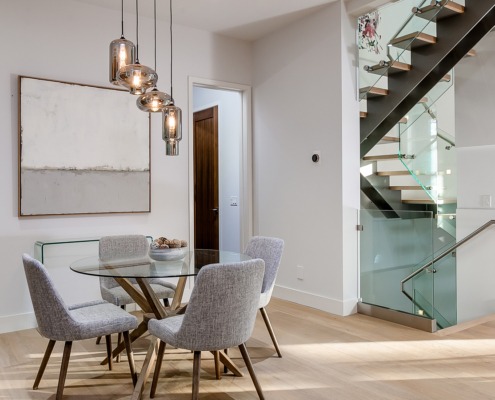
193,106 -> 219,250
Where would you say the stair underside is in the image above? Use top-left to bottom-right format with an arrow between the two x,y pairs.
362,154 -> 400,161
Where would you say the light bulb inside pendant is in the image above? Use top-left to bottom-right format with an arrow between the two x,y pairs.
137,88 -> 171,112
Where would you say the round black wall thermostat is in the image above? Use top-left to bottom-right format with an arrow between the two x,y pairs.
312,153 -> 320,163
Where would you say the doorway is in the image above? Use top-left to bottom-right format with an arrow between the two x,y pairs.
189,78 -> 252,253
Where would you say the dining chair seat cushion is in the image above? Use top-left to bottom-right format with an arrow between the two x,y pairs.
65,301 -> 138,341
101,283 -> 175,307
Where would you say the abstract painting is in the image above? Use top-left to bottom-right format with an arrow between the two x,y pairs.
19,76 -> 150,216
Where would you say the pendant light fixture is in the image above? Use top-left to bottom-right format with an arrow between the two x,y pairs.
117,0 -> 158,95
109,0 -> 136,85
162,0 -> 182,156
137,0 -> 171,112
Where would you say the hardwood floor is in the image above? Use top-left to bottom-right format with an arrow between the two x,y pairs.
3,298 -> 495,399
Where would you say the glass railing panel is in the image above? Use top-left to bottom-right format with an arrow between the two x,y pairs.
431,252 -> 457,327
436,131 -> 456,204
360,209 -> 434,314
399,112 -> 437,201
398,70 -> 454,132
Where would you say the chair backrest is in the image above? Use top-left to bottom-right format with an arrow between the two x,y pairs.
22,254 -> 72,340
244,236 -> 284,294
99,234 -> 149,261
99,235 -> 148,289
178,259 -> 265,351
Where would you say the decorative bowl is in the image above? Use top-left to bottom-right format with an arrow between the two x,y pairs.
149,247 -> 187,261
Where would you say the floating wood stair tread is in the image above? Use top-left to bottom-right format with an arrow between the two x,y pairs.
360,111 -> 367,118
465,49 -> 476,57
377,171 -> 410,176
402,198 -> 456,205
362,154 -> 400,161
359,86 -> 389,99
389,32 -> 436,50
379,136 -> 400,144
366,60 -> 412,75
399,117 -> 408,124
418,97 -> 429,103
390,186 -> 424,190
441,74 -> 451,82
414,1 -> 464,22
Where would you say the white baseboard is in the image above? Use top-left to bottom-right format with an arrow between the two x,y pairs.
273,285 -> 358,316
0,312 -> 38,334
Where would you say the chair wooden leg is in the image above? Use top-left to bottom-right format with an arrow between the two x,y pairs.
105,335 -> 113,371
123,331 -> 137,386
116,332 -> 122,363
56,341 -> 72,400
192,351 -> 201,400
259,307 -> 282,357
95,336 -> 102,345
150,340 -> 166,398
163,298 -> 170,307
213,351 -> 221,380
238,343 -> 265,400
33,339 -> 56,390
223,348 -> 228,373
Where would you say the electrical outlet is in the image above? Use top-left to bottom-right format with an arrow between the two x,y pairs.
481,194 -> 492,208
296,265 -> 304,280
230,196 -> 238,206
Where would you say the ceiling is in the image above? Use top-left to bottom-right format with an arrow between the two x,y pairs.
73,0 -> 339,41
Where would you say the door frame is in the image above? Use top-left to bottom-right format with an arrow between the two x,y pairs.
188,76 -> 253,252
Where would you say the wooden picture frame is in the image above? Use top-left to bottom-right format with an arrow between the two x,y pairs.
18,76 -> 151,216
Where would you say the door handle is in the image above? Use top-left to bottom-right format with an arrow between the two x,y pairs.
211,208 -> 219,214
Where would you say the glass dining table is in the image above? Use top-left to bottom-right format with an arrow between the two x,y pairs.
70,249 -> 252,399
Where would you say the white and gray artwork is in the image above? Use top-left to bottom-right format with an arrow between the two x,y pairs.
19,77 -> 150,216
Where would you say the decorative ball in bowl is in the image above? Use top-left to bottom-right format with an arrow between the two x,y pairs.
149,237 -> 188,261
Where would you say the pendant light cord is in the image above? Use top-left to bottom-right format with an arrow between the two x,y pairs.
135,0 -> 140,62
170,0 -> 173,99
154,0 -> 157,72
120,0 -> 124,38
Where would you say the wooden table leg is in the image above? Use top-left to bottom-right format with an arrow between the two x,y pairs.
171,276 -> 187,310
217,350 -> 244,377
100,320 -> 148,365
131,338 -> 159,400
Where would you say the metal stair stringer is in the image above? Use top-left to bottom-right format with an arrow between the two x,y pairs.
361,0 -> 495,157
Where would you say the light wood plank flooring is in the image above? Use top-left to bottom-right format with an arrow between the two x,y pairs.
3,298 -> 495,399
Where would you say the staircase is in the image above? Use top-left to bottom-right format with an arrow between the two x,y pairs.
358,0 -> 495,331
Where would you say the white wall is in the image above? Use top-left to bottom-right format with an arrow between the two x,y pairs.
455,31 -> 495,322
252,1 -> 360,315
193,86 -> 242,252
0,0 -> 252,333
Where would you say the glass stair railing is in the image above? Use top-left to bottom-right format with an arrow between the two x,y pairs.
398,103 -> 456,207
358,0 -> 461,102
360,208 -> 457,329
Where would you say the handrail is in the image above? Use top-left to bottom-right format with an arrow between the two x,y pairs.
400,220 -> 495,300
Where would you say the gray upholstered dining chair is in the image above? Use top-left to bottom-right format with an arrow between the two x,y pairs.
148,259 -> 266,400
96,235 -> 176,348
245,236 -> 285,357
22,254 -> 138,400
99,235 -> 176,307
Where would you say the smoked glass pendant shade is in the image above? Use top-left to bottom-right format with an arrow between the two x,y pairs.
117,62 -> 158,95
162,104 -> 182,156
109,37 -> 136,85
137,88 -> 171,112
